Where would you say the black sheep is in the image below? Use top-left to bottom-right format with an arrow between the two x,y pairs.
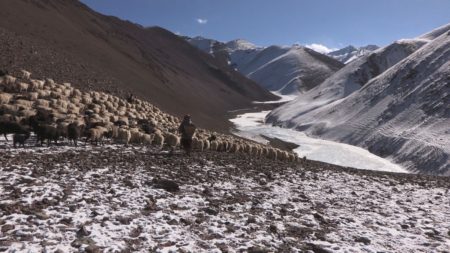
13,131 -> 31,148
67,123 -> 84,146
0,120 -> 28,141
29,116 -> 60,146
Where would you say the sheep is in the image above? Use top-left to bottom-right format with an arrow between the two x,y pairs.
13,131 -> 31,148
20,70 -> 31,80
29,79 -> 44,91
15,99 -> 34,108
116,127 -> 131,145
44,78 -> 55,88
57,121 -> 69,139
202,139 -> 210,150
288,153 -> 297,162
192,137 -> 204,151
0,120 -> 28,141
31,123 -> 60,146
267,148 -> 277,160
210,140 -> 219,151
129,128 -> 143,144
229,142 -> 241,153
15,82 -> 29,93
85,126 -> 108,145
152,131 -> 164,149
17,109 -> 36,118
37,90 -> 51,99
142,133 -> 154,146
0,92 -> 12,104
67,122 -> 84,146
71,89 -> 82,97
28,92 -> 39,101
1,75 -> 16,90
0,104 -> 20,115
250,145 -> 261,157
164,132 -> 180,152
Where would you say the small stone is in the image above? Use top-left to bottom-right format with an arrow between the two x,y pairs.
246,216 -> 257,224
85,245 -> 100,253
203,207 -> 219,216
401,224 -> 409,229
35,211 -> 49,220
76,225 -> 91,237
355,236 -> 371,245
167,219 -> 179,225
269,224 -> 277,233
1,224 -> 15,233
123,179 -> 134,188
180,218 -> 192,226
247,246 -> 269,253
152,179 -> 179,192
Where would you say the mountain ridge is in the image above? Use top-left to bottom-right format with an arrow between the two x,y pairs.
0,0 -> 277,131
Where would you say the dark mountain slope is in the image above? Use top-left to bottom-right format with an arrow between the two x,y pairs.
0,0 -> 277,131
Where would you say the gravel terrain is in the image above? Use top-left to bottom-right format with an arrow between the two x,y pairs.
1,145 -> 449,252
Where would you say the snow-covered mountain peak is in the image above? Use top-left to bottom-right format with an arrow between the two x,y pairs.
225,39 -> 260,51
328,45 -> 379,64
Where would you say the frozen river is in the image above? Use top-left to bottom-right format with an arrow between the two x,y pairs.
230,110 -> 408,173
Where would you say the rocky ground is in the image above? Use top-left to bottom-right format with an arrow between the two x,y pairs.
0,144 -> 449,253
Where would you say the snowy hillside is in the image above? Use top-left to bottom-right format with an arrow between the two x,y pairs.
269,38 -> 427,122
2,146 -> 449,252
267,24 -> 450,175
328,45 -> 379,64
186,37 -> 343,95
240,45 -> 343,95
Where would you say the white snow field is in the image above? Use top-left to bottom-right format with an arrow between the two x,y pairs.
267,23 -> 450,175
230,111 -> 407,173
1,145 -> 449,252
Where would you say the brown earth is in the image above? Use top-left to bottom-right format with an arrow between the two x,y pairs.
0,0 -> 278,132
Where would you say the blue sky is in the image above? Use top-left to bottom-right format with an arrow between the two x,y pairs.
80,0 -> 450,51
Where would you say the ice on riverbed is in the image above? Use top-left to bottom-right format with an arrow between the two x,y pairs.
230,111 -> 407,173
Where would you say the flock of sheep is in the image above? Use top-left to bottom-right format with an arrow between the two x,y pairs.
0,70 -> 300,162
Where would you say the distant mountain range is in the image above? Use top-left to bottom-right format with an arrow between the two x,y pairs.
186,36 -> 344,96
267,23 -> 450,175
328,45 -> 379,64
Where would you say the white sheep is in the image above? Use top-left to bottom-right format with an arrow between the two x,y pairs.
153,131 -> 164,149
27,92 -> 39,101
267,148 -> 277,160
202,139 -> 210,150
229,142 -> 241,153
116,127 -> 131,145
21,70 -> 31,80
29,79 -> 44,91
0,92 -> 12,104
35,99 -> 50,107
164,132 -> 180,150
2,75 -> 16,87
86,126 -> 108,145
15,82 -> 29,93
210,140 -> 219,151
15,99 -> 34,108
